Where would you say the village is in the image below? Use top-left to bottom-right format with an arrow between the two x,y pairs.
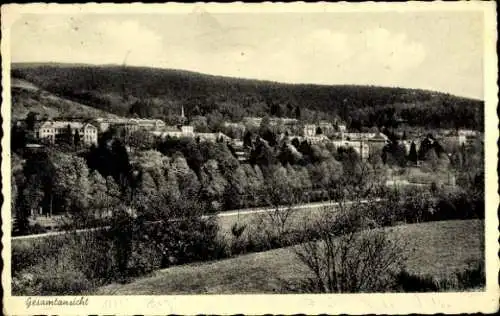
15,106 -> 480,165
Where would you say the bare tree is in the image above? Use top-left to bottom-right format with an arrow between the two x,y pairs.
291,197 -> 408,293
259,177 -> 303,247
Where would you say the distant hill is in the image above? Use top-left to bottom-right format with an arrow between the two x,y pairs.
11,63 -> 484,130
10,77 -> 119,121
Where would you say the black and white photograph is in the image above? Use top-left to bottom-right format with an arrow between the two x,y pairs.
1,2 -> 498,315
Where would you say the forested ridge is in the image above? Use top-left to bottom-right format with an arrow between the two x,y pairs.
12,63 -> 483,130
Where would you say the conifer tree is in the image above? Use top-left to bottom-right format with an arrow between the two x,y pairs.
408,141 -> 418,164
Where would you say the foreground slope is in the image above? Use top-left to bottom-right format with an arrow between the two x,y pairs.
97,219 -> 484,294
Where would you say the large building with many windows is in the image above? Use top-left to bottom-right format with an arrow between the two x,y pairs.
95,117 -> 166,133
35,121 -> 98,145
150,125 -> 195,138
243,117 -> 299,127
331,140 -> 370,160
151,126 -> 232,143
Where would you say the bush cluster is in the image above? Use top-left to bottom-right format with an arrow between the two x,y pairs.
376,186 -> 484,226
12,208 -> 226,295
394,260 -> 485,292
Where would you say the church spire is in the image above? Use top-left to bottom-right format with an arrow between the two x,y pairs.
181,105 -> 185,119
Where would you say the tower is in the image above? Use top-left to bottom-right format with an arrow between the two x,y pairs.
179,105 -> 186,124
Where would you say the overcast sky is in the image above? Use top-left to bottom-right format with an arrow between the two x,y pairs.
10,10 -> 484,99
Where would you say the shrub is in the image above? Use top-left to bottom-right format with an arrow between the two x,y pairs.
233,223 -> 271,254
435,188 -> 484,220
37,270 -> 92,295
12,273 -> 37,295
27,223 -> 48,235
12,235 -> 70,273
126,243 -> 163,277
394,259 -> 485,292
394,270 -> 442,292
229,222 -> 248,255
13,255 -> 93,296
140,215 -> 228,268
456,260 -> 485,289
380,185 -> 484,225
231,222 -> 246,239
65,231 -> 116,283
106,211 -> 135,278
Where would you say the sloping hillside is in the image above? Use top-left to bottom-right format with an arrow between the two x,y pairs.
11,63 -> 483,130
96,219 -> 484,294
10,78 -> 119,121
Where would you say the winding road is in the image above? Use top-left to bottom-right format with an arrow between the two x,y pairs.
12,198 -> 384,241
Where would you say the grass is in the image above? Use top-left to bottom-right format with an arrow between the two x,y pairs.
96,219 -> 484,294
400,167 -> 453,185
216,204 -> 327,240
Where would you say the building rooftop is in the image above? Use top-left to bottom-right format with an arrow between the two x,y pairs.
36,121 -> 96,129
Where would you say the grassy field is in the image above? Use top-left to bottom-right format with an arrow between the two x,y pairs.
388,167 -> 454,185
96,219 -> 484,294
216,203 -> 332,242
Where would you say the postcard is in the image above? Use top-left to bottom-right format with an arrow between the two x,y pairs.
1,2 -> 498,315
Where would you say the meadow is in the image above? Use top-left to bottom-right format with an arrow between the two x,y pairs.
96,219 -> 484,294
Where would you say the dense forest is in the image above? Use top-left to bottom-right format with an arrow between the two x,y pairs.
12,63 -> 483,130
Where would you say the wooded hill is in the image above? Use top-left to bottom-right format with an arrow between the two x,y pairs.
11,63 -> 483,130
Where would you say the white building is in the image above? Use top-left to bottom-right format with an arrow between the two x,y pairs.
305,135 -> 330,144
303,124 -> 317,137
331,140 -> 370,160
243,117 -> 299,127
318,121 -> 335,135
127,118 -> 166,132
343,132 -> 377,140
336,124 -> 347,133
223,122 -> 245,129
151,126 -> 231,143
196,132 -> 232,143
95,118 -> 128,132
458,129 -> 479,137
95,117 -> 166,133
151,125 -> 194,138
291,134 -> 331,145
35,121 -> 98,145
